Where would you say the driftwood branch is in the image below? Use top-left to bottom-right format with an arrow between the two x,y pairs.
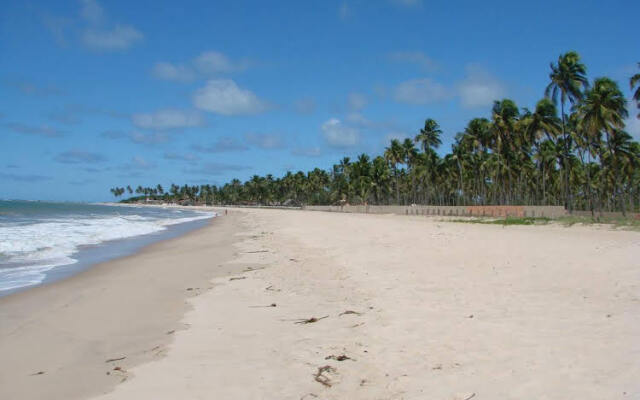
249,303 -> 277,308
339,310 -> 362,316
295,315 -> 329,325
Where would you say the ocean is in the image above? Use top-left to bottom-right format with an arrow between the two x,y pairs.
0,200 -> 215,295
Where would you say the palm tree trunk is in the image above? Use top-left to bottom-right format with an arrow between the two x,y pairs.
560,98 -> 573,213
587,149 -> 594,217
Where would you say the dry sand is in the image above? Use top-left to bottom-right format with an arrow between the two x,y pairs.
2,208 -> 639,399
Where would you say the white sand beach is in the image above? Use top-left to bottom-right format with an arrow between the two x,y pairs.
2,208 -> 639,399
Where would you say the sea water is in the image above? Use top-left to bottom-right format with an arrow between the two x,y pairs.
0,200 -> 215,295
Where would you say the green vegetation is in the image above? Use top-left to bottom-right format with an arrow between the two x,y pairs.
555,215 -> 640,230
450,215 -> 640,230
110,52 -> 640,217
450,217 -> 551,226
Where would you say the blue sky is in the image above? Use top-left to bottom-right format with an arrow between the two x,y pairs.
1,0 -> 639,201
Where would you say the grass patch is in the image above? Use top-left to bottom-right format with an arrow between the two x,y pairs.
450,215 -> 640,230
556,215 -> 640,230
449,217 -> 551,226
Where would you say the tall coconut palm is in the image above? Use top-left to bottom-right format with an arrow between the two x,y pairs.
522,98 -> 561,144
415,118 -> 442,153
384,139 -> 404,204
545,51 -> 589,211
631,63 -> 640,119
580,77 -> 628,215
371,156 -> 391,204
402,138 -> 419,203
491,99 -> 520,203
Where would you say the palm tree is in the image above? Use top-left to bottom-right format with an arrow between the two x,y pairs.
402,138 -> 419,203
415,119 -> 442,153
351,154 -> 373,204
631,63 -> 640,119
384,139 -> 404,204
371,156 -> 391,204
545,51 -> 589,211
580,77 -> 628,215
523,98 -> 561,143
491,99 -> 520,203
115,51 -> 640,214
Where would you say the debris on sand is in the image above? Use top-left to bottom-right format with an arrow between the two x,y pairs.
105,356 -> 126,363
314,365 -> 336,387
325,354 -> 353,361
249,303 -> 277,308
339,310 -> 362,316
295,315 -> 329,324
229,276 -> 246,281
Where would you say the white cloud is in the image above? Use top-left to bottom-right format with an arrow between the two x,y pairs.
322,118 -> 359,148
292,146 -> 322,157
193,79 -> 267,115
457,65 -> 506,108
7,80 -> 64,96
82,25 -> 143,50
194,51 -> 246,75
163,152 -> 199,163
75,1 -> 143,51
80,0 -> 104,25
191,138 -> 249,153
128,156 -> 156,170
345,112 -> 371,126
152,51 -> 247,82
388,51 -> 436,71
43,0 -> 142,50
129,131 -> 169,145
131,109 -> 205,130
348,92 -> 368,111
54,149 -> 106,164
245,133 -> 284,149
394,78 -> 450,104
3,122 -> 64,137
151,62 -> 196,82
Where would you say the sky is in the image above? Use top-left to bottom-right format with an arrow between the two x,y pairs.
1,0 -> 639,202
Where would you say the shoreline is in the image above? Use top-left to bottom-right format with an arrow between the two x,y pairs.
1,216 -> 214,297
0,210 -> 244,400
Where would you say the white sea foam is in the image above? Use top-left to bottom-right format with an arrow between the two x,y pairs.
0,212 -> 214,292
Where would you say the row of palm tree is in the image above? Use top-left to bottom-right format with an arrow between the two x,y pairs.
111,52 -> 640,215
